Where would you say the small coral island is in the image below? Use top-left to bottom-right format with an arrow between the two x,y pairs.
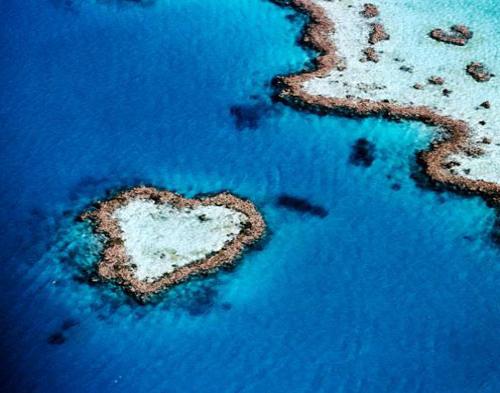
81,187 -> 266,300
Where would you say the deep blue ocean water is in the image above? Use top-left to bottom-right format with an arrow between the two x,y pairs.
1,0 -> 499,392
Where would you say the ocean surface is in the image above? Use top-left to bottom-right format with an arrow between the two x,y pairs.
0,0 -> 499,392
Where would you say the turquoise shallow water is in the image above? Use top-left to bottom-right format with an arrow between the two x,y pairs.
0,1 -> 499,392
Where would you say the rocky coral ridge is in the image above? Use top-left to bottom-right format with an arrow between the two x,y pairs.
467,62 -> 494,83
430,25 -> 473,46
359,5 -> 389,63
361,3 -> 379,18
81,187 -> 266,299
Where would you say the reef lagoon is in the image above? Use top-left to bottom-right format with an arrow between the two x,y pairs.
0,0 -> 499,392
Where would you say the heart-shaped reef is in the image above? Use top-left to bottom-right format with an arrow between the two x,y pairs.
81,187 -> 266,300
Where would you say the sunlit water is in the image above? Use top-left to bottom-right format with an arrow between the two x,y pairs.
0,1 -> 499,392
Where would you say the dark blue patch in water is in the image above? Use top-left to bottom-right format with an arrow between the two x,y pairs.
276,195 -> 328,217
349,138 -> 376,167
230,100 -> 275,130
47,332 -> 66,345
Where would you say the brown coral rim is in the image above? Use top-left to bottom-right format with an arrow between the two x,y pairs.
429,26 -> 472,46
271,0 -> 500,207
466,62 -> 494,82
80,187 -> 266,299
361,3 -> 379,18
369,23 -> 390,45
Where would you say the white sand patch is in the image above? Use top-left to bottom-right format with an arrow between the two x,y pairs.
113,199 -> 248,282
304,0 -> 499,183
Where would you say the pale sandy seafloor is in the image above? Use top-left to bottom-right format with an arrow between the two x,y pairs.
113,200 -> 248,282
283,0 -> 499,184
